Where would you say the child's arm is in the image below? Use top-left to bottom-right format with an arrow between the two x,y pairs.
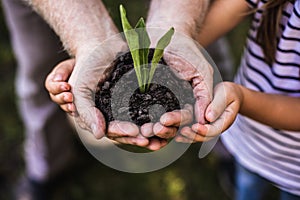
179,82 -> 300,143
234,83 -> 300,131
197,0 -> 250,47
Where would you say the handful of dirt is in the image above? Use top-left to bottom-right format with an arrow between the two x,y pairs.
95,49 -> 195,127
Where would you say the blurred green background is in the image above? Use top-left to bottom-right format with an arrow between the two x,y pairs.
0,0 -> 249,199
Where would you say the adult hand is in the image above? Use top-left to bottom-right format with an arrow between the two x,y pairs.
143,0 -> 213,142
141,28 -> 214,142
45,54 -> 155,148
31,0 -> 146,141
164,33 -> 214,124
67,40 -> 122,139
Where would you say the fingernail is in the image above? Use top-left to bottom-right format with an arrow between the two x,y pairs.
67,103 -> 73,111
91,123 -> 97,135
61,84 -> 69,91
136,138 -> 149,146
69,112 -> 75,117
160,115 -> 167,125
64,94 -> 68,102
53,74 -> 63,81
175,137 -> 182,142
69,110 -> 78,117
125,124 -> 139,135
153,123 -> 164,134
206,111 -> 215,121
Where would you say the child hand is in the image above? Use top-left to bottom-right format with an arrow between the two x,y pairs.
176,82 -> 242,143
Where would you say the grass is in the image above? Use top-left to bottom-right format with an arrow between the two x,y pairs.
0,1 -> 250,199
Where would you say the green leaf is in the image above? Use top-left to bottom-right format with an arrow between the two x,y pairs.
120,5 -> 174,93
120,5 -> 143,90
135,18 -> 151,52
148,27 -> 175,88
135,17 -> 151,92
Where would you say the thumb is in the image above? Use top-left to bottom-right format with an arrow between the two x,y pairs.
73,94 -> 106,139
69,67 -> 107,139
205,83 -> 227,123
193,76 -> 213,124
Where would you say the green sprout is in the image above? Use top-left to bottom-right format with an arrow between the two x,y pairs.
120,5 -> 174,93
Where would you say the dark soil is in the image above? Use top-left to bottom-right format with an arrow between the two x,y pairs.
95,49 -> 195,127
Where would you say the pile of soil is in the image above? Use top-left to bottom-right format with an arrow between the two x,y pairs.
95,49 -> 195,127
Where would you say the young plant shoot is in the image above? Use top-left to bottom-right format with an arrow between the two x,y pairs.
120,5 -> 174,93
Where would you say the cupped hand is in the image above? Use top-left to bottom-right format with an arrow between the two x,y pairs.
164,32 -> 214,124
145,29 -> 214,142
45,38 -> 145,141
45,57 -> 108,138
176,82 -> 241,142
44,47 -> 167,149
45,56 -> 168,150
66,36 -> 133,139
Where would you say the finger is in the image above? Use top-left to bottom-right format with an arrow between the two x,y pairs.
153,122 -> 178,139
205,83 -> 227,122
193,76 -> 213,124
160,104 -> 193,127
180,126 -> 213,142
141,123 -> 154,137
194,103 -> 239,138
52,59 -> 75,81
192,123 -> 221,138
191,123 -> 210,137
45,59 -> 75,90
175,135 -> 194,143
75,106 -> 106,139
107,121 -> 139,138
46,81 -> 71,96
111,135 -> 149,147
70,82 -> 106,138
60,103 -> 77,113
49,92 -> 73,105
147,137 -> 168,151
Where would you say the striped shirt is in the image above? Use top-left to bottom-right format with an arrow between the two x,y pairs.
221,0 -> 300,196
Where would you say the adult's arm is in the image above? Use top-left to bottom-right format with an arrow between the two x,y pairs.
147,0 -> 210,38
26,0 -> 121,56
27,0 -> 130,138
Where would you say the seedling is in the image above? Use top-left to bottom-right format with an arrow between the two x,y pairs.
95,6 -> 193,127
120,5 -> 174,93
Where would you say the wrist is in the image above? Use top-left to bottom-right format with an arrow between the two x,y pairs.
75,37 -> 127,62
147,20 -> 195,39
147,0 -> 209,40
236,84 -> 247,115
